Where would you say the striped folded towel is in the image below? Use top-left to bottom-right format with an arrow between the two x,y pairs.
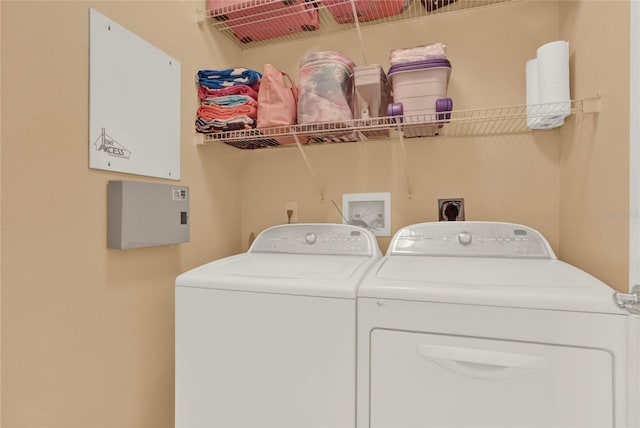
195,115 -> 256,133
202,95 -> 258,108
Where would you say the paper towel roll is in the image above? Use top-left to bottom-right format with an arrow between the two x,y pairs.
536,40 -> 570,128
526,58 -> 541,129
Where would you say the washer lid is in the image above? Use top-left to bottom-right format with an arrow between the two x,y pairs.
176,223 -> 382,298
360,256 -> 624,314
176,253 -> 377,298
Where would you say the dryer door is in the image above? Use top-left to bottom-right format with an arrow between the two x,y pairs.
369,330 -> 614,427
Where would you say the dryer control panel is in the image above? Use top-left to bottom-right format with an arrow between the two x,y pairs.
250,224 -> 380,256
389,221 -> 555,259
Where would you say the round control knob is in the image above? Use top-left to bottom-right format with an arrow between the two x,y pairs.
457,231 -> 472,246
304,232 -> 317,245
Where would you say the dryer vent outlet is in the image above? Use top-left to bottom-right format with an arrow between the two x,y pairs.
439,198 -> 465,221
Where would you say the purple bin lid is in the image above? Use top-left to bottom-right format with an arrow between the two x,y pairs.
388,58 -> 452,76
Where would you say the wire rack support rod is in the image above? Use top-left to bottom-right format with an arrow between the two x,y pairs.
349,0 -> 368,64
293,131 -> 325,200
396,124 -> 413,199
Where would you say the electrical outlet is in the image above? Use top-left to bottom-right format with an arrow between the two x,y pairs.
438,198 -> 465,221
285,201 -> 298,223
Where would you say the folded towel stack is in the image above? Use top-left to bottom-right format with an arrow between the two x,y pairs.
195,68 -> 262,133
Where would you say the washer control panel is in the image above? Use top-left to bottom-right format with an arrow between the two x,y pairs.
250,224 -> 379,256
389,222 -> 555,259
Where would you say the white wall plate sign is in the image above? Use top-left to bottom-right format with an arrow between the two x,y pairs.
89,8 -> 181,180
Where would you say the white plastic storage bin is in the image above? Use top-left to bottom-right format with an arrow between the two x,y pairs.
388,58 -> 452,137
355,64 -> 392,119
355,64 -> 392,139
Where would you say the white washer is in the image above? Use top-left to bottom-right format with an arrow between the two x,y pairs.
175,223 -> 381,428
357,221 -> 629,428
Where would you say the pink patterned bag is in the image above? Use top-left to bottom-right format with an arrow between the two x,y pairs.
257,64 -> 298,129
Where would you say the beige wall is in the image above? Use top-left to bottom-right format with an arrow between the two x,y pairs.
558,0 -> 630,294
1,1 -> 243,426
0,0 -> 632,427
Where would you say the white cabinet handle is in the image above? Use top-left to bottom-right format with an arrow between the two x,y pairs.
417,344 -> 549,380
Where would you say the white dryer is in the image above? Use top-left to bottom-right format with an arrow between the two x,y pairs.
357,221 -> 629,428
175,223 -> 381,428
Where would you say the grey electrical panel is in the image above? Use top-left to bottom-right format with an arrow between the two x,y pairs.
108,180 -> 189,249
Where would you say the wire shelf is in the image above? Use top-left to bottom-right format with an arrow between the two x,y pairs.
202,0 -> 515,49
200,99 -> 593,149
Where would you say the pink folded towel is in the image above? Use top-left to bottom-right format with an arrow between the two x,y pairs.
197,103 -> 258,121
199,84 -> 259,101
